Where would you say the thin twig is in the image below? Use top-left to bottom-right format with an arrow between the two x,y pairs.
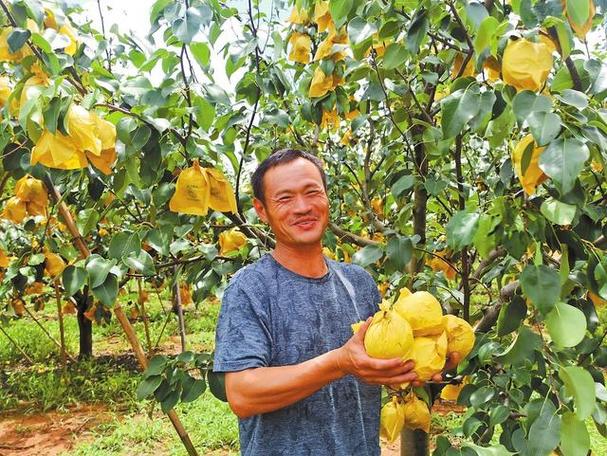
0,325 -> 34,364
96,0 -> 112,72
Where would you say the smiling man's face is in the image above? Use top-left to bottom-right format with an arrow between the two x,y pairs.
253,157 -> 329,248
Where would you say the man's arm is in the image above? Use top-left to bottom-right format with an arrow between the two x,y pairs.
225,317 -> 418,419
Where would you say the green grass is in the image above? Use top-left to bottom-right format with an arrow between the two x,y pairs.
64,393 -> 238,456
0,358 -> 139,412
0,287 -> 221,413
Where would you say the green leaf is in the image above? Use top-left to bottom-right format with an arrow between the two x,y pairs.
146,355 -> 168,376
595,257 -> 607,299
497,295 -> 527,337
7,28 -> 31,54
470,386 -> 495,407
556,89 -> 588,110
86,254 -> 114,288
566,0 -> 590,27
329,0 -> 353,29
545,302 -> 587,347
489,405 -> 511,428
28,253 -> 45,266
520,265 -> 561,315
62,266 -> 87,297
161,390 -> 180,413
512,91 -> 552,126
526,400 -> 561,455
554,20 -> 573,59
173,7 -> 204,43
123,249 -> 156,276
527,111 -> 561,146
539,137 -> 589,195
406,9 -> 428,54
352,244 -> 384,267
391,174 -> 415,197
136,375 -> 163,400
177,351 -> 195,363
463,443 -> 514,456
30,32 -> 51,53
194,96 -> 215,132
559,366 -> 596,420
474,16 -> 499,54
499,326 -> 542,366
131,126 -> 151,151
108,232 -> 140,260
465,1 -> 488,27
181,376 -> 206,403
189,42 -> 210,67
383,43 -> 408,70
386,236 -> 413,270
43,98 -> 62,134
92,273 -> 119,307
540,198 -> 577,225
441,85 -> 481,138
560,412 -> 590,456
348,17 -> 377,46
208,371 -> 228,402
145,228 -> 171,257
446,211 -> 480,252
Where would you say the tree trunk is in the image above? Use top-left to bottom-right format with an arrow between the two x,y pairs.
413,132 -> 428,244
403,125 -> 430,454
75,292 -> 93,358
401,429 -> 429,456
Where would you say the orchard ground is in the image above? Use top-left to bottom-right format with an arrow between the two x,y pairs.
1,286 -> 606,455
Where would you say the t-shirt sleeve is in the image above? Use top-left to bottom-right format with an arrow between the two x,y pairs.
213,278 -> 272,373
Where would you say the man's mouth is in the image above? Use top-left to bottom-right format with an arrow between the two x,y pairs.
293,218 -> 317,228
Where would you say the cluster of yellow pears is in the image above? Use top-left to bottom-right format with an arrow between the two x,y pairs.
352,287 -> 475,441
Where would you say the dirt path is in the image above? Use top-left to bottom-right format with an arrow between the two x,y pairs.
0,405 -> 111,456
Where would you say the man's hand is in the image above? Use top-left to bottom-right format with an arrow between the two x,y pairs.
335,317 -> 418,386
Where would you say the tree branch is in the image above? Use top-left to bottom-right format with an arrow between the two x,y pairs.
474,280 -> 519,333
329,222 -> 379,247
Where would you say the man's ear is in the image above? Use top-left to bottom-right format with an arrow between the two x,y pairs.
253,198 -> 269,224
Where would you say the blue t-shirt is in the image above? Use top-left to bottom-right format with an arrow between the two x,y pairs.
213,254 -> 382,456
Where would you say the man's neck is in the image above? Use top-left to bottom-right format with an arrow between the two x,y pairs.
271,242 -> 328,278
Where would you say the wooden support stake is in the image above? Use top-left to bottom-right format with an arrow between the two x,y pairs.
137,279 -> 153,353
54,283 -> 68,374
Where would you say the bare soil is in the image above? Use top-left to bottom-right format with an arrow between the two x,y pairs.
0,405 -> 111,456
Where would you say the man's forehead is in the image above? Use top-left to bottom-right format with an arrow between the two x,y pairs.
263,158 -> 324,194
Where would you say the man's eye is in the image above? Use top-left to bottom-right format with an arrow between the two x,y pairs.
278,196 -> 292,202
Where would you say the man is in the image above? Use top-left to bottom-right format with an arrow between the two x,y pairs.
214,149 -> 446,455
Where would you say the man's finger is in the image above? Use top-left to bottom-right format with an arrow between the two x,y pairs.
365,356 -> 411,372
431,373 -> 443,383
355,317 -> 373,340
444,351 -> 461,371
366,362 -> 416,379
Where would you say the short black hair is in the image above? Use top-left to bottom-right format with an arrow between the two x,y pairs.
251,148 -> 327,203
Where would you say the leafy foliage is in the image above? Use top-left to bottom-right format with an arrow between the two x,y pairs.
0,0 -> 606,454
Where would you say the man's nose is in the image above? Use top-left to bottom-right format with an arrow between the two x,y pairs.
292,194 -> 312,213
